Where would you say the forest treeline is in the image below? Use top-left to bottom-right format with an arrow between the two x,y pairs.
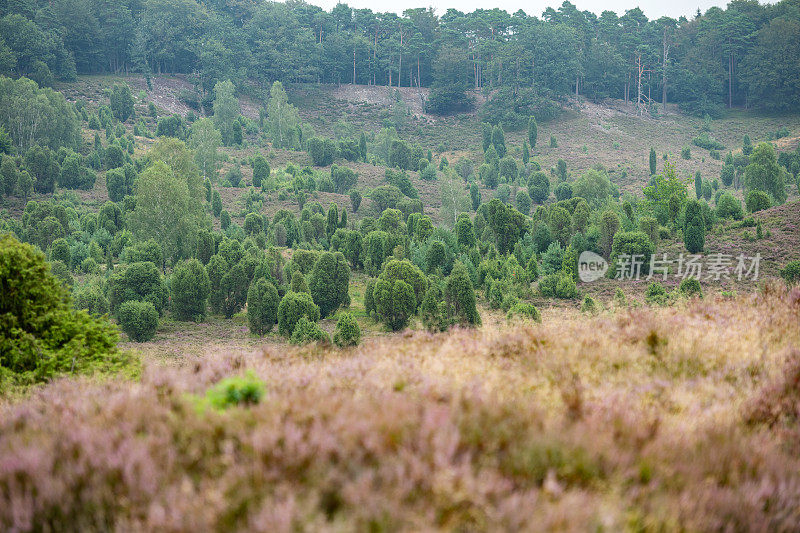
1,0 -> 800,120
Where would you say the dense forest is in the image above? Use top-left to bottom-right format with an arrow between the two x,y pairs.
1,0 -> 800,119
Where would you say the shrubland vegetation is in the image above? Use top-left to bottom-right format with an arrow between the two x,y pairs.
2,0 -> 800,528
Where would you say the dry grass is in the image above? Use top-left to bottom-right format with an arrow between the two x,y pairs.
2,289 -> 800,531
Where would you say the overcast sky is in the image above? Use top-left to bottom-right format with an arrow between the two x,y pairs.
307,0 -> 731,20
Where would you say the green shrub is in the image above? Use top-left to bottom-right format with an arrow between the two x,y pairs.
218,261 -> 248,318
289,316 -> 330,345
781,260 -> 800,286
678,277 -> 703,298
277,291 -> 321,337
379,259 -> 427,306
108,261 -> 168,316
609,231 -> 655,275
252,155 -> 270,188
247,278 -> 279,335
170,259 -> 210,321
290,270 -> 309,293
72,279 -> 109,316
716,192 -> 743,220
201,371 -> 265,410
372,278 -> 416,331
0,235 -> 126,389
309,252 -> 350,318
445,261 -> 481,326
645,282 -> 668,305
684,216 -> 705,253
555,275 -> 578,299
681,146 -> 691,160
333,312 -> 361,347
745,190 -> 771,213
506,302 -> 541,322
117,300 -> 158,342
581,296 -> 599,314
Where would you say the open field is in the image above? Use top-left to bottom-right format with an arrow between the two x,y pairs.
3,288 -> 800,530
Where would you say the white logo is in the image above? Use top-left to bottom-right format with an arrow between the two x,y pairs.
578,251 -> 608,283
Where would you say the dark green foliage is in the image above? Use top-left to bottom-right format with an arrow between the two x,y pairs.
108,261 -> 169,317
117,300 -> 158,342
649,147 -> 657,175
350,190 -> 362,213
106,167 -> 132,202
170,259 -> 210,321
610,232 -> 655,275
206,254 -> 228,315
379,259 -> 427,305
420,283 -> 449,332
426,240 -> 447,273
455,214 -> 476,248
332,165 -> 357,194
110,84 -> 134,122
290,270 -> 309,293
220,210 -> 231,230
307,137 -> 337,166
507,302 -> 541,322
482,199 -> 528,254
692,133 -> 724,151
716,192 -> 743,220
156,115 -> 186,139
721,164 -> 734,187
745,190 -> 771,213
491,125 -> 506,157
333,312 -> 360,347
780,260 -> 800,286
212,190 -> 222,217
385,169 -> 418,199
225,166 -> 242,187
252,155 -> 270,188
645,282 -> 668,305
48,238 -> 70,267
369,185 -> 402,213
277,291 -> 320,337
554,182 -> 572,202
679,277 -> 703,298
528,171 -> 550,204
289,316 -> 329,345
308,252 -> 350,318
25,145 -> 59,194
246,278 -> 279,335
745,143 -> 786,204
219,261 -> 248,318
684,216 -> 705,254
420,165 -> 437,181
528,117 -> 538,149
244,212 -> 263,236
470,183 -> 481,210
372,278 -> 416,331
445,261 -> 481,326
58,153 -> 95,190
364,278 -> 377,316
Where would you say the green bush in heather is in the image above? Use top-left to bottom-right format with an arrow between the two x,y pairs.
277,291 -> 320,337
289,316 -> 330,345
246,278 -> 279,335
117,300 -> 158,342
333,312 -> 361,347
170,258 -> 210,321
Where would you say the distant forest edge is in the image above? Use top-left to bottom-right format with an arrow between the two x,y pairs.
1,0 -> 800,121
